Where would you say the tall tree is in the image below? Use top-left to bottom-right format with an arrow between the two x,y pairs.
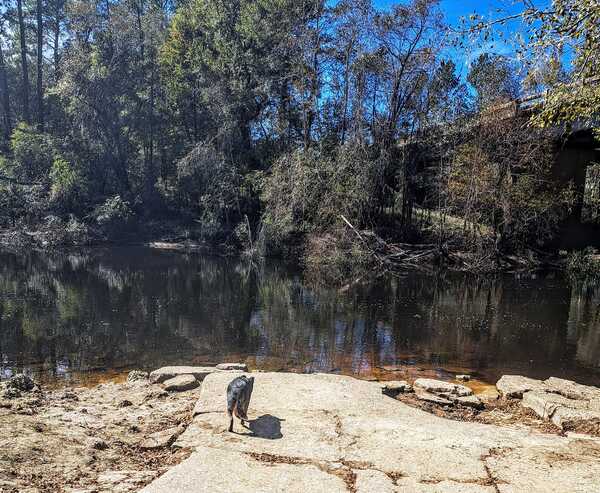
36,0 -> 44,129
16,0 -> 31,123
0,25 -> 11,141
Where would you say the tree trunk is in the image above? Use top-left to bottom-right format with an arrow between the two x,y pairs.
340,46 -> 351,145
17,0 -> 31,124
0,41 -> 12,141
53,0 -> 62,80
36,0 -> 44,129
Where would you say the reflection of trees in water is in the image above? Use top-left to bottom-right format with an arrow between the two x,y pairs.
1,248 -> 599,383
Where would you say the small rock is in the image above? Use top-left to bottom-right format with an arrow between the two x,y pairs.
150,366 -> 227,384
117,399 -> 133,408
496,375 -> 547,399
127,370 -> 150,383
140,427 -> 180,449
413,378 -> 472,397
456,375 -> 471,382
163,374 -> 199,392
451,395 -> 483,410
216,363 -> 248,371
414,388 -> 453,405
381,381 -> 412,396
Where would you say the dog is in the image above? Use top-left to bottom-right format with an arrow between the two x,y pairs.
226,375 -> 254,432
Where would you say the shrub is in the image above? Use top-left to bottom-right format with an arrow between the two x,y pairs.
93,195 -> 134,235
567,247 -> 600,280
263,143 -> 387,250
10,123 -> 56,183
50,158 -> 87,212
159,141 -> 257,243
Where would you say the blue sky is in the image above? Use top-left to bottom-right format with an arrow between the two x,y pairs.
372,1 -> 541,76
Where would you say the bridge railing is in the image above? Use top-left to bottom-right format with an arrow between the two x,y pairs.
488,75 -> 600,119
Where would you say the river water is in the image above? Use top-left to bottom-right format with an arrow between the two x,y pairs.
1,247 -> 599,388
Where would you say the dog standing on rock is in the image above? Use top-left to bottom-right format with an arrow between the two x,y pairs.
227,375 -> 254,432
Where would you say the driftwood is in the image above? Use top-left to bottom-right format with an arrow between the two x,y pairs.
340,215 -> 438,271
339,215 -> 561,274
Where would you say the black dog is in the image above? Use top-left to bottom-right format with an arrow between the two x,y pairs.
226,375 -> 254,432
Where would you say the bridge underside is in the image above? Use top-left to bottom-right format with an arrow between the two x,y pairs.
554,129 -> 600,249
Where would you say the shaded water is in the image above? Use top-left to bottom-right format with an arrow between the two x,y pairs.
1,247 -> 599,387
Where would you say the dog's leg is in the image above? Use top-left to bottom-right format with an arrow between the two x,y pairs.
228,410 -> 234,432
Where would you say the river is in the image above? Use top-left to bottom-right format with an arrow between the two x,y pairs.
1,247 -> 599,388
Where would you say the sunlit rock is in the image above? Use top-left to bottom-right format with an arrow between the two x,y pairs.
496,375 -> 547,399
163,375 -> 199,392
413,378 -> 473,397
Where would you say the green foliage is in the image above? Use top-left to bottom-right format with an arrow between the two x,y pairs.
159,141 -> 257,242
50,158 -> 87,212
10,124 -> 56,183
93,195 -> 134,235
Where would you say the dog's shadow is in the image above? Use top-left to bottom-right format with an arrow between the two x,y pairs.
242,414 -> 284,440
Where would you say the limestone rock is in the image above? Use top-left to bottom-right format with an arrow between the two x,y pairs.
149,366 -> 240,384
140,427 -> 181,449
144,372 -> 600,493
381,380 -> 412,396
551,407 -> 600,434
414,387 -> 453,405
522,391 -> 577,420
451,395 -> 484,410
544,377 -> 600,401
413,378 -> 472,397
216,363 -> 248,371
522,390 -> 600,433
496,375 -> 547,399
163,375 -> 199,392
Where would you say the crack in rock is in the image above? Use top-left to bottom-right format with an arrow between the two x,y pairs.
480,446 -> 513,493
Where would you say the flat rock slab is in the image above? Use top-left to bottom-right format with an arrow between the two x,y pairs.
216,363 -> 248,371
496,375 -> 548,399
149,366 -> 242,384
413,378 -> 473,397
163,375 -> 199,392
381,380 -> 412,396
544,377 -> 600,401
143,372 -> 600,493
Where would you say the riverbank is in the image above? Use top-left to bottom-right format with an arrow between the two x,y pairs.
2,221 -> 595,279
2,367 -> 600,492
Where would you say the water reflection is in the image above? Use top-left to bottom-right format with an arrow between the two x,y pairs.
0,247 -> 599,386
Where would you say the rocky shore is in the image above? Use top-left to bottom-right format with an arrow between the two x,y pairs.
2,367 -> 600,492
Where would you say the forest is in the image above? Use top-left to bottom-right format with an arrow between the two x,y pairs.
0,0 -> 598,277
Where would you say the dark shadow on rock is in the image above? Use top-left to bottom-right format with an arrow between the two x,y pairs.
246,414 -> 284,439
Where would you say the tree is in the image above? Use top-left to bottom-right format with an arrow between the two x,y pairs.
36,0 -> 43,129
464,1 -> 600,130
16,0 -> 31,123
0,21 -> 11,142
467,53 -> 520,108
